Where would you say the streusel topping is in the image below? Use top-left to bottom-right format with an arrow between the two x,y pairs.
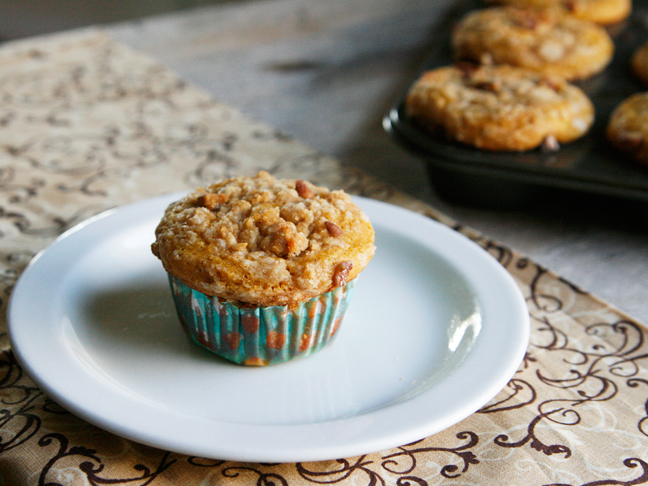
405,64 -> 594,151
152,171 -> 375,306
487,0 -> 631,26
452,6 -> 614,81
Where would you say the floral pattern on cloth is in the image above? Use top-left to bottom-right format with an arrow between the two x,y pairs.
1,29 -> 648,486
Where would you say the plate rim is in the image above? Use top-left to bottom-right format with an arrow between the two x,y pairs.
8,193 -> 530,462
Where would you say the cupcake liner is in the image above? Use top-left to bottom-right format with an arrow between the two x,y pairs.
168,274 -> 356,366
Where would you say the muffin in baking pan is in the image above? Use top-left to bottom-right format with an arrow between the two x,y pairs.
606,92 -> 648,165
405,64 -> 594,151
486,0 -> 632,25
452,6 -> 614,81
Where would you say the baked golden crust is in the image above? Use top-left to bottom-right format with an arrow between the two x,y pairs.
452,7 -> 614,81
606,92 -> 648,164
151,171 -> 375,307
631,41 -> 648,86
487,0 -> 632,25
405,64 -> 594,151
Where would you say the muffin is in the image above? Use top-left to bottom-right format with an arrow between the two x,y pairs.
606,92 -> 648,164
631,41 -> 648,86
151,171 -> 375,365
486,0 -> 632,25
452,6 -> 614,81
405,64 -> 595,151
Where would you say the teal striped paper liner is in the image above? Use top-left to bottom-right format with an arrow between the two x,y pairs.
168,275 -> 356,366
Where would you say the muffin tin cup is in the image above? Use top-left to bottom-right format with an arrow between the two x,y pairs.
168,274 -> 356,366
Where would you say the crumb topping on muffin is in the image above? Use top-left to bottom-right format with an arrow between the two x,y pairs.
152,171 -> 375,306
405,64 -> 594,151
486,0 -> 631,25
452,6 -> 614,81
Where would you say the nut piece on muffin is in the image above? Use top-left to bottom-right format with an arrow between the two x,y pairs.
151,171 -> 375,365
452,6 -> 614,81
405,64 -> 595,151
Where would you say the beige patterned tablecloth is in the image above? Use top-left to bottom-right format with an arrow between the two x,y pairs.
1,29 -> 648,486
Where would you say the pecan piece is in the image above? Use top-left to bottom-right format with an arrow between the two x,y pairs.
541,135 -> 560,152
539,77 -> 561,92
564,0 -> 578,13
332,261 -> 353,288
325,221 -> 343,237
470,79 -> 502,92
197,192 -> 229,210
457,61 -> 480,79
511,9 -> 539,30
295,179 -> 314,199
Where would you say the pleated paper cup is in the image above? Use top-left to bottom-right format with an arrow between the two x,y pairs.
168,274 -> 356,366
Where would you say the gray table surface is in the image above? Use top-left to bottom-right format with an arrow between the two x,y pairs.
109,0 -> 648,324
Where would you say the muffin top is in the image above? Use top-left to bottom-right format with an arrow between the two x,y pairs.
151,171 -> 375,307
405,64 -> 594,151
452,6 -> 614,81
486,0 -> 631,25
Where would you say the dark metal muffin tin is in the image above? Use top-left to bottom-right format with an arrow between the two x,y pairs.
384,0 -> 648,207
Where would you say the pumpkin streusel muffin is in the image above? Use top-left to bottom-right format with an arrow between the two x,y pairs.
152,171 -> 375,365
487,0 -> 631,25
606,92 -> 648,164
452,6 -> 614,81
405,64 -> 595,151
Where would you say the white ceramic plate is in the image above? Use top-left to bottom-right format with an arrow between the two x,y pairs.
8,195 -> 529,463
